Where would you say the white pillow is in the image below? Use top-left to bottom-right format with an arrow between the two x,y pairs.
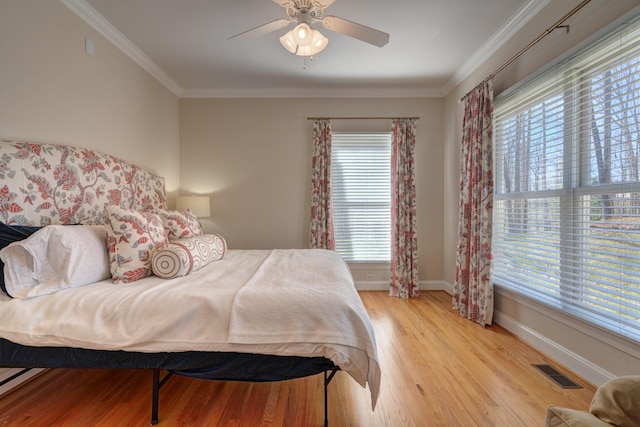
0,225 -> 110,299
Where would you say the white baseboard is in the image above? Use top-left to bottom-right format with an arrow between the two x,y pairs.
493,310 -> 614,386
426,280 -> 453,294
0,368 -> 45,397
355,280 -> 453,293
354,281 -> 388,291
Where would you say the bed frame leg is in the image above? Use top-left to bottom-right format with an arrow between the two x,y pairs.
151,369 -> 160,425
151,369 -> 174,425
323,369 -> 338,427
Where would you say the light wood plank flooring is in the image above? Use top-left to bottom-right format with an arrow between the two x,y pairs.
0,291 -> 596,426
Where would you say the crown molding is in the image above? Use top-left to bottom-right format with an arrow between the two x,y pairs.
59,0 -> 183,97
181,87 -> 445,99
442,0 -> 551,96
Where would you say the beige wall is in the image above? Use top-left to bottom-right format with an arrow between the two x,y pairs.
0,0 -> 180,393
0,0 -> 180,197
444,0 -> 640,384
180,97 -> 444,282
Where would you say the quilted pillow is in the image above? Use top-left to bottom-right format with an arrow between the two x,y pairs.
0,225 -> 110,299
0,223 -> 42,296
589,375 -> 640,427
151,234 -> 226,279
105,205 -> 168,283
158,209 -> 202,240
544,406 -> 610,427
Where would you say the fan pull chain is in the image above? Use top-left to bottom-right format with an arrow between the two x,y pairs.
302,55 -> 316,70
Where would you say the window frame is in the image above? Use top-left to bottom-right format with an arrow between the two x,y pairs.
492,15 -> 640,345
330,131 -> 392,263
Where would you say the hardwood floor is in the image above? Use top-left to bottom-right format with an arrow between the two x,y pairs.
0,291 -> 596,426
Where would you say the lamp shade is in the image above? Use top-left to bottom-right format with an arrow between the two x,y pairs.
177,196 -> 210,218
279,30 -> 297,53
292,23 -> 312,46
311,29 -> 328,51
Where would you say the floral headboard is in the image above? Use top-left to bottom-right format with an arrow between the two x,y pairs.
0,140 -> 166,226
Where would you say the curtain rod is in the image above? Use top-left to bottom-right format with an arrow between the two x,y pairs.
306,117 -> 420,120
459,0 -> 591,102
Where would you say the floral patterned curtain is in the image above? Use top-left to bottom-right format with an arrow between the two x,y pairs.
389,118 -> 419,298
453,80 -> 494,326
309,119 -> 335,250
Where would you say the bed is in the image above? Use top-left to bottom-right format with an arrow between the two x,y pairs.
0,140 -> 380,425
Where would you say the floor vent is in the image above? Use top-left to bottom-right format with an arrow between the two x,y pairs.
532,364 -> 582,389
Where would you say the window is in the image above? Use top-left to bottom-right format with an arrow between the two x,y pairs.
493,16 -> 640,342
331,132 -> 391,262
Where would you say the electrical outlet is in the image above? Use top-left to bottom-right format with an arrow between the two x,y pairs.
365,274 -> 375,281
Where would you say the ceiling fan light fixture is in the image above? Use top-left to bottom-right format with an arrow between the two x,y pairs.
230,0 -> 391,62
296,45 -> 313,57
279,30 -> 298,53
295,35 -> 327,56
292,22 -> 313,46
281,26 -> 328,57
310,29 -> 328,51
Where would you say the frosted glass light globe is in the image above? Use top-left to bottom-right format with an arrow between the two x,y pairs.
293,23 -> 313,46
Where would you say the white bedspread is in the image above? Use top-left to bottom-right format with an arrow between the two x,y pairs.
0,249 -> 380,407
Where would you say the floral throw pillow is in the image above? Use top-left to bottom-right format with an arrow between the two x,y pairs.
105,205 -> 168,283
158,209 -> 203,240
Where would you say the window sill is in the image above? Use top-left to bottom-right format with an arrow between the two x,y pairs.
346,262 -> 390,270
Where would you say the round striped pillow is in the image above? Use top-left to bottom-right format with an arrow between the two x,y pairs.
151,234 -> 226,279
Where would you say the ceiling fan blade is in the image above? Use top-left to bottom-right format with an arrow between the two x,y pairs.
315,0 -> 336,7
228,18 -> 292,40
321,16 -> 389,47
272,0 -> 335,7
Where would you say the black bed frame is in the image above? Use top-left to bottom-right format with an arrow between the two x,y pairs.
0,339 -> 340,426
151,367 -> 339,426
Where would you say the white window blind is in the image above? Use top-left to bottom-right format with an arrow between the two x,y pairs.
331,132 -> 391,262
493,16 -> 640,342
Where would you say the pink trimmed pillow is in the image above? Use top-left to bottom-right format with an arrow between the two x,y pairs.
158,209 -> 203,240
151,234 -> 227,279
105,205 -> 168,283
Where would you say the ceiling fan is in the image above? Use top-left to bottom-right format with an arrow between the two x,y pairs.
228,0 -> 390,57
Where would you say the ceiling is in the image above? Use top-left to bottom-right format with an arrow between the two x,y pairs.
65,0 -> 544,97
